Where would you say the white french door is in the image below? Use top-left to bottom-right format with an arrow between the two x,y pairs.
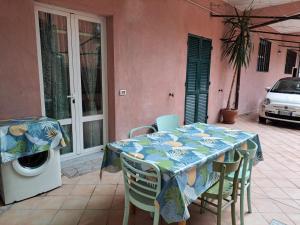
35,4 -> 107,160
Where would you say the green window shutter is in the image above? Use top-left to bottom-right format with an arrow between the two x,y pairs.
185,35 -> 212,124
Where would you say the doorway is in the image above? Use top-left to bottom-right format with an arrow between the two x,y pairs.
184,34 -> 212,124
35,4 -> 107,160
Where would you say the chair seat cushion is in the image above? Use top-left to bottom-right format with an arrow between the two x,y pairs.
202,179 -> 233,199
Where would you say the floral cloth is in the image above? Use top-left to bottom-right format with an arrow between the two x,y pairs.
0,117 -> 69,164
101,123 -> 263,223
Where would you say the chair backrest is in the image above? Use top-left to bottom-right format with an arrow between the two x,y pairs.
238,139 -> 258,183
156,114 -> 180,131
128,126 -> 157,138
213,151 -> 242,202
120,152 -> 161,203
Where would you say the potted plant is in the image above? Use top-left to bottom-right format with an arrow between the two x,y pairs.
220,8 -> 253,123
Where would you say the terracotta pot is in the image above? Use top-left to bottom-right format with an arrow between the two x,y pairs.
221,108 -> 238,124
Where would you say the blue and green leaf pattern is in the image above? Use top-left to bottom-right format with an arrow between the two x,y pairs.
101,122 -> 263,223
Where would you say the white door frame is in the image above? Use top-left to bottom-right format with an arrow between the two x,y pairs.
34,3 -> 108,161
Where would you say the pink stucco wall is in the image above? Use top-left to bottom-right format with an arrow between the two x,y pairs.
0,0 -> 296,140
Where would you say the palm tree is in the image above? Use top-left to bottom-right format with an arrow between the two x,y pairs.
222,7 -> 253,110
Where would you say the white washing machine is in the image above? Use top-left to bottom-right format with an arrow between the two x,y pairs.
0,149 -> 62,204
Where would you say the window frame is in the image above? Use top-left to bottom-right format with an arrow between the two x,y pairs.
257,39 -> 272,72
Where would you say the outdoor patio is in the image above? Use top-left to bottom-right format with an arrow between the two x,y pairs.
0,114 -> 299,225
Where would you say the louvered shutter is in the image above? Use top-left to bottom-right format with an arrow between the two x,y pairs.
185,35 -> 212,124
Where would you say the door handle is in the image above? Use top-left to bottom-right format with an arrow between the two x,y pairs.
67,95 -> 75,103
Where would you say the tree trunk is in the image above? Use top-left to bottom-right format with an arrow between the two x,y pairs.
234,66 -> 241,110
226,71 -> 237,109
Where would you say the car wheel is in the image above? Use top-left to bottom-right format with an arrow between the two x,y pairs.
259,116 -> 267,124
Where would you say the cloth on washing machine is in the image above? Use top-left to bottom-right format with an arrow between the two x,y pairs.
0,117 -> 69,163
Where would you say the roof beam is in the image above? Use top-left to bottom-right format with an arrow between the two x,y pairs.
279,45 -> 300,49
266,38 -> 300,44
210,13 -> 300,20
249,14 -> 300,29
250,30 -> 300,37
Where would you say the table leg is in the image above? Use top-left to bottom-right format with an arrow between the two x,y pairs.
178,221 -> 186,225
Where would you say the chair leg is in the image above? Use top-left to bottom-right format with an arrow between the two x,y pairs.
153,205 -> 160,225
200,198 -> 205,214
217,203 -> 222,225
240,187 -> 245,225
123,200 -> 130,225
231,203 -> 236,225
247,184 -> 252,213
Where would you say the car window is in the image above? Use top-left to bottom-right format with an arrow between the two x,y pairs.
271,80 -> 300,94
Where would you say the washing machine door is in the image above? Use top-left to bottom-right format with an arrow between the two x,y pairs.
12,150 -> 53,177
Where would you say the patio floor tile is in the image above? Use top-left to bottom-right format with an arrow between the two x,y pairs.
93,184 -> 117,196
86,195 -> 114,210
61,196 -> 90,210
50,209 -> 83,225
71,184 -> 96,196
78,210 -> 109,225
47,184 -> 75,196
36,196 -> 66,210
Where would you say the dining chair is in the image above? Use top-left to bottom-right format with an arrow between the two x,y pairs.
227,139 -> 258,225
120,152 -> 161,225
128,126 -> 157,138
156,114 -> 180,131
198,151 -> 242,225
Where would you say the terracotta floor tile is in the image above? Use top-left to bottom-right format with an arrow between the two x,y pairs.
71,184 -> 96,196
271,178 -> 297,188
274,199 -> 300,214
61,196 -> 90,209
36,196 -> 66,210
86,195 -> 114,210
261,213 -> 294,225
93,184 -> 117,196
115,184 -> 125,195
0,209 -> 32,225
11,196 -> 41,209
22,209 -> 57,225
78,210 -> 109,225
62,176 -> 80,185
261,187 -> 290,199
254,178 -> 277,188
283,188 -> 300,200
107,209 -> 134,225
286,213 -> 300,225
47,184 -> 75,196
111,195 -> 124,210
253,199 -> 283,213
78,174 -> 101,185
50,209 -> 83,225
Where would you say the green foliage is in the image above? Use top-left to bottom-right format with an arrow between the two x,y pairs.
222,8 -> 253,73
146,149 -> 166,156
221,7 -> 254,109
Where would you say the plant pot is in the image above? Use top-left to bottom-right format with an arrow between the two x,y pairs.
221,108 -> 238,124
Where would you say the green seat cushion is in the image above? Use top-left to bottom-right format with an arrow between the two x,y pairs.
202,179 -> 233,199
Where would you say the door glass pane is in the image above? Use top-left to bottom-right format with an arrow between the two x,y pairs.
60,124 -> 73,155
38,12 -> 71,120
38,12 -> 74,156
79,20 -> 102,116
83,120 -> 103,149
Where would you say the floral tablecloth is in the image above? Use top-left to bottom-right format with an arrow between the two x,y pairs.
101,122 -> 263,223
0,117 -> 69,164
